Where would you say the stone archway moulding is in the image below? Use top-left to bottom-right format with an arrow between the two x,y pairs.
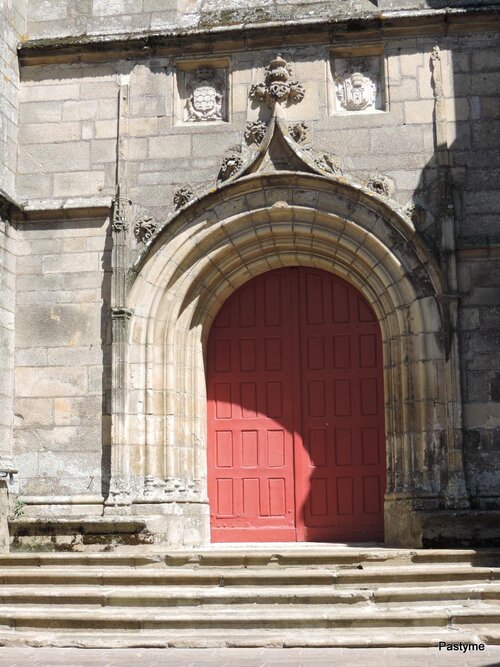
105,171 -> 469,547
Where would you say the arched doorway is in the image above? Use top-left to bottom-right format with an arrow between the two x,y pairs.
207,267 -> 386,542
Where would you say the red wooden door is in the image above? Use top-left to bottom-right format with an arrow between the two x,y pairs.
207,268 -> 385,542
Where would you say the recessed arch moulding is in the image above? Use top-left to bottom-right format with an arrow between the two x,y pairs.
107,171 -> 469,547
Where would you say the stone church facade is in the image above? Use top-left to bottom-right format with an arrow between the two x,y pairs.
0,0 -> 499,550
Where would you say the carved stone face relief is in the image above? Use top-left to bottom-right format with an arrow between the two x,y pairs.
332,56 -> 382,114
183,66 -> 226,122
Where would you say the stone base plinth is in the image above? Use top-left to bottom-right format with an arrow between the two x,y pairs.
9,516 -> 152,552
385,500 -> 500,548
9,500 -> 210,551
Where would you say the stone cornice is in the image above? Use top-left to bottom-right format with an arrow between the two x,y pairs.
0,189 -> 22,222
18,5 -> 500,66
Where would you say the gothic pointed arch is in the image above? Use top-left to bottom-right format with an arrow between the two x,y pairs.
110,168 -> 467,547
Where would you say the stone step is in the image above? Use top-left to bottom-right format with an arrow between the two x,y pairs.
1,604 -> 500,631
1,583 -> 500,607
0,628 -> 496,649
1,548 -> 500,648
2,548 -> 500,569
1,564 -> 499,587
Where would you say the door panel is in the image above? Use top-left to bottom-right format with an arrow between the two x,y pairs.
207,267 -> 385,542
207,270 -> 296,541
297,269 -> 385,541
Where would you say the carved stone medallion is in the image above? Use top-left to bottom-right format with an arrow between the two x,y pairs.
333,58 -> 380,113
185,67 -> 225,122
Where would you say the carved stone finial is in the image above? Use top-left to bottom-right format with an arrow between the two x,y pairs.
218,155 -> 244,182
174,187 -> 195,209
314,153 -> 343,176
244,120 -> 268,145
334,62 -> 378,112
288,121 -> 309,144
366,174 -> 394,197
250,54 -> 305,109
133,212 -> 158,244
185,66 -> 225,122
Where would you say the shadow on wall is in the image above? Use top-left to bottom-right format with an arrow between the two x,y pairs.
410,18 -> 500,511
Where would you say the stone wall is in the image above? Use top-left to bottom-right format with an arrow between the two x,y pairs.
0,212 -> 16,498
17,62 -> 119,203
17,44 -> 442,215
449,32 -> 500,510
13,213 -> 110,506
0,0 -> 26,200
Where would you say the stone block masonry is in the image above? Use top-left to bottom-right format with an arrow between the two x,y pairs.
14,216 -> 111,500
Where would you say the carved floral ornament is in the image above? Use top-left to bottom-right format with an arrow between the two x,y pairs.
174,186 -> 195,209
250,54 -> 305,108
366,174 -> 394,197
288,121 -> 309,145
244,120 -> 268,145
218,155 -> 244,182
133,212 -> 159,244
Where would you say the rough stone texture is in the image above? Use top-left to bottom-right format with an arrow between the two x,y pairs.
13,214 -> 111,499
0,0 -> 26,200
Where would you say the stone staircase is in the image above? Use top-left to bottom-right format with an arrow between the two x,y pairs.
0,547 -> 499,648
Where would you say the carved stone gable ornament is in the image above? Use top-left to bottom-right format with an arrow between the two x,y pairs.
185,67 -> 225,122
250,54 -> 305,109
334,61 -> 378,112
